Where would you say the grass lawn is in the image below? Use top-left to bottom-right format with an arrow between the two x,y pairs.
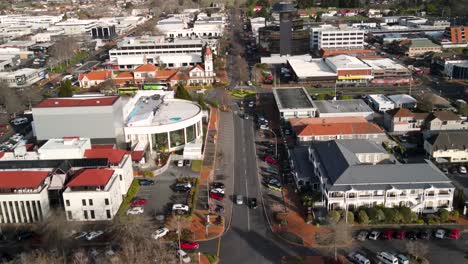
191,160 -> 202,172
117,180 -> 141,216
230,89 -> 256,98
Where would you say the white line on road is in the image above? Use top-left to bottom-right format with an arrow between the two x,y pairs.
245,179 -> 250,231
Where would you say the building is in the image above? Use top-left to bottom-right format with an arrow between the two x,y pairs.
290,117 -> 386,144
424,132 -> 468,163
273,87 -> 317,120
0,68 -> 47,88
287,58 -> 337,83
309,139 -> 454,213
424,111 -> 468,132
405,38 -> 442,57
32,96 -> 126,146
53,19 -> 97,35
91,24 -> 117,40
362,58 -> 411,85
313,99 -> 374,120
63,169 -> 123,221
187,47 -> 215,85
440,60 -> 468,80
311,27 -> 365,51
123,91 -> 203,153
156,15 -> 224,39
0,14 -> 63,29
387,94 -> 418,109
0,171 -> 52,224
367,94 -> 395,112
442,26 -> 468,47
325,55 -> 373,84
384,108 -> 428,133
78,70 -> 113,88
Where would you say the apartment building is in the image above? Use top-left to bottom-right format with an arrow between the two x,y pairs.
443,26 -> 468,45
311,27 -> 365,51
309,139 -> 454,213
424,132 -> 468,163
384,108 -> 428,133
425,111 -> 468,132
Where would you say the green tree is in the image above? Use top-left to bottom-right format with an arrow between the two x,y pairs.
358,210 -> 369,225
316,94 -> 327,100
374,208 -> 385,223
438,209 -> 450,223
174,83 -> 192,100
399,206 -> 418,223
327,210 -> 341,224
425,3 -> 437,14
197,95 -> 208,110
58,79 -> 73,97
345,211 -> 354,224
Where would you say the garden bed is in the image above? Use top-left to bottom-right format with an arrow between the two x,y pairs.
229,89 -> 256,98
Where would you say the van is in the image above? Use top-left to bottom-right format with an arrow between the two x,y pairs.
377,252 -> 398,264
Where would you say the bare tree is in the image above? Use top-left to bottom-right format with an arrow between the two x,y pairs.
406,241 -> 429,261
6,249 -> 64,264
71,249 -> 90,264
165,214 -> 191,231
49,36 -> 79,67
0,81 -> 26,116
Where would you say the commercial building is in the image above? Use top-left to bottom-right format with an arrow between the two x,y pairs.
362,58 -> 411,85
290,117 -> 386,144
91,24 -> 117,40
287,58 -> 337,83
367,94 -> 395,112
440,26 -> 468,48
440,60 -> 468,80
0,68 -> 47,88
310,139 -> 454,213
325,55 -> 373,84
0,14 -> 63,29
313,99 -> 374,120
311,27 -> 365,51
156,14 -> 225,39
387,94 -> 418,109
404,38 -> 442,57
273,87 -> 317,119
53,19 -> 97,35
424,132 -> 468,164
384,108 -> 428,133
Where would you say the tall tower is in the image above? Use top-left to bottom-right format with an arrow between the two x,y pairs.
273,2 -> 297,56
204,47 -> 213,76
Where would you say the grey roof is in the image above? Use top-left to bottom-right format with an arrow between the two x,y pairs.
387,94 -> 417,105
313,99 -> 373,114
312,140 -> 453,189
426,132 -> 468,151
272,2 -> 297,12
273,87 -> 315,110
290,146 -> 320,184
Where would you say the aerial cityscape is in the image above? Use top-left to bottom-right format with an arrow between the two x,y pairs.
0,0 -> 467,263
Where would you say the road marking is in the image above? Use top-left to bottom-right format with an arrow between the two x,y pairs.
245,179 -> 250,231
216,236 -> 222,257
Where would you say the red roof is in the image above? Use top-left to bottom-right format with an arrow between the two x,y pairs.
91,144 -> 116,149
294,121 -> 384,137
115,71 -> 134,79
156,69 -> 178,80
131,151 -> 145,162
0,171 -> 49,189
35,96 -> 119,108
67,169 -> 114,188
0,152 -> 4,159
134,64 -> 157,72
78,70 -> 112,81
84,148 -> 127,164
190,64 -> 205,72
205,47 -> 212,56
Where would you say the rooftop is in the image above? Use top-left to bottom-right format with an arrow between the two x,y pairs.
387,94 -> 417,105
362,58 -> 408,71
325,55 -> 371,70
410,38 -> 440,48
34,96 -> 119,108
134,64 -> 157,72
67,169 -> 114,188
368,94 -> 395,105
287,58 -> 337,78
427,111 -> 462,121
84,148 -> 127,165
293,119 -> 384,137
313,99 -> 373,114
0,171 -> 49,189
273,87 -> 315,110
39,137 -> 91,151
385,108 -> 414,117
78,69 -> 112,81
427,132 -> 468,151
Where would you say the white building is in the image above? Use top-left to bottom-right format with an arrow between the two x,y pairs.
53,19 -> 97,35
367,94 -> 395,112
387,94 -> 417,109
0,68 -> 47,88
157,15 -> 224,39
311,27 -> 365,50
313,99 -> 375,120
425,132 -> 468,163
63,169 -> 123,221
0,170 -> 52,223
0,14 -> 63,29
273,87 -> 317,119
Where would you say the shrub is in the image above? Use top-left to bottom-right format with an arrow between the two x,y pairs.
383,208 -> 396,223
358,210 -> 369,225
427,217 -> 440,225
345,211 -> 355,224
205,253 -> 218,264
399,206 -> 417,223
327,210 -> 341,224
374,209 -> 385,223
451,210 -> 460,219
180,229 -> 194,241
143,171 -> 153,177
438,209 -> 450,223
415,219 -> 425,225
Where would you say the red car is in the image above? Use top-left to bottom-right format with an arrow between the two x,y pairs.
210,192 -> 224,201
395,230 -> 406,240
130,198 -> 147,207
180,241 -> 199,250
264,155 -> 278,164
449,229 -> 460,239
382,230 -> 394,240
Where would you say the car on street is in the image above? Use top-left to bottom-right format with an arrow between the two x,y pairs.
249,198 -> 258,209
172,204 -> 189,213
382,230 -> 394,240
448,229 -> 460,239
435,229 -> 445,239
152,228 -> 169,240
417,229 -> 431,240
126,206 -> 144,215
176,249 -> 191,263
459,166 -> 467,174
86,231 -> 104,241
211,182 -> 225,189
348,252 -> 370,264
368,230 -> 380,240
11,117 -> 28,126
248,101 -> 255,108
138,179 -> 154,186
131,198 -> 147,207
210,192 -> 224,200
177,160 -> 184,167
236,195 -> 243,205
356,231 -> 368,241
179,241 -> 199,250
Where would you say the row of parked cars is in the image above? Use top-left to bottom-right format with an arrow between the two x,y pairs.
0,133 -> 25,152
357,228 -> 460,241
349,251 -> 409,264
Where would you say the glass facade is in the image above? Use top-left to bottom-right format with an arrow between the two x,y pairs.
186,124 -> 196,143
170,128 -> 185,148
152,133 -> 169,151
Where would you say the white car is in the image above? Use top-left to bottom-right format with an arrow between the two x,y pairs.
126,206 -> 144,215
260,124 -> 269,130
172,204 -> 189,212
85,230 -> 104,241
248,101 -> 255,108
210,188 -> 225,194
177,160 -> 184,167
152,227 -> 169,240
11,117 -> 28,126
247,81 -> 252,86
435,229 -> 445,239
236,195 -> 243,205
74,232 -> 87,240
177,249 -> 191,263
368,230 -> 380,240
459,166 -> 467,174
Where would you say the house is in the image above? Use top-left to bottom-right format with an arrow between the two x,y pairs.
133,63 -> 158,83
63,169 -> 123,221
113,71 -> 135,86
384,108 -> 428,133
424,132 -> 468,163
290,117 -> 387,144
78,69 -> 113,88
309,139 -> 454,213
424,111 -> 468,133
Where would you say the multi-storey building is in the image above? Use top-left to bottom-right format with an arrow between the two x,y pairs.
325,55 -> 373,84
384,108 -> 428,133
309,139 -> 454,213
425,111 -> 468,132
362,58 -> 411,85
0,14 -> 63,29
311,28 -> 365,51
425,132 -> 468,163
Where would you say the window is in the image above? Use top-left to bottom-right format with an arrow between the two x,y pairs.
65,200 -> 70,207
82,199 -> 86,206
119,174 -> 123,181
106,210 -> 111,219
84,210 -> 88,220
105,199 -> 109,205
90,210 -> 95,219
89,199 -> 93,206
67,211 -> 72,220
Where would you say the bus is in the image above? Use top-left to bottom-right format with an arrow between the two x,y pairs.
117,87 -> 139,95
143,82 -> 168,90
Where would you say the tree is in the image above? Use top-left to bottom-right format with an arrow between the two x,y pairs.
174,83 -> 192,100
0,81 -> 26,116
8,249 -> 65,264
399,206 -> 418,223
49,36 -> 79,67
327,210 -> 341,224
438,208 -> 450,223
345,211 -> 354,224
58,80 -> 73,97
406,241 -> 429,262
375,208 -> 385,223
316,94 -> 327,100
358,210 -> 369,225
197,95 -> 208,110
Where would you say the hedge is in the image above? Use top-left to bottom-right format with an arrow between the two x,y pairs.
117,180 -> 141,215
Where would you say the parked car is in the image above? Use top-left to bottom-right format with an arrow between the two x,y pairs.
356,231 -> 368,241
348,252 -> 370,264
395,230 -> 406,240
211,182 -> 225,189
179,241 -> 199,250
249,198 -> 258,209
376,252 -> 398,264
11,117 -> 28,126
441,167 -> 449,174
264,155 -> 278,164
382,230 -> 394,240
210,188 -> 225,195
131,198 -> 147,207
126,206 -> 144,215
174,185 -> 191,192
395,254 -> 409,264
138,179 -> 154,186
448,229 -> 460,239
152,228 -> 169,240
172,204 -> 189,213
176,249 -> 191,263
215,204 -> 225,213
236,195 -> 243,205
406,231 -> 417,240
259,124 -> 269,130
248,101 -> 255,108
17,231 -> 34,241
74,232 -> 88,240
435,229 -> 446,239
368,230 -> 380,240
459,166 -> 467,174
210,192 -> 224,201
417,229 -> 431,240
177,160 -> 184,167
86,231 -> 104,241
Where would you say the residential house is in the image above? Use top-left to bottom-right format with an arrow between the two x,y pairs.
424,132 -> 468,163
78,70 -> 112,88
384,108 -> 428,133
309,139 -> 454,213
133,64 -> 158,83
424,111 -> 468,133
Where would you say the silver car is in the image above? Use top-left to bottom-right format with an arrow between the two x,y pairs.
236,195 -> 243,205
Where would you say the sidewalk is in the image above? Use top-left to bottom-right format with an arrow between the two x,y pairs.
189,210 -> 225,241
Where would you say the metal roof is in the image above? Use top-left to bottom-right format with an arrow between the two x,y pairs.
273,87 -> 315,110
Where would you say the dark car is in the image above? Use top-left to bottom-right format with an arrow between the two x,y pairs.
138,179 -> 154,186
417,229 -> 431,240
215,204 -> 225,213
211,182 -> 225,189
248,198 -> 258,209
17,231 -> 34,241
406,231 -> 417,240
173,185 -> 190,192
